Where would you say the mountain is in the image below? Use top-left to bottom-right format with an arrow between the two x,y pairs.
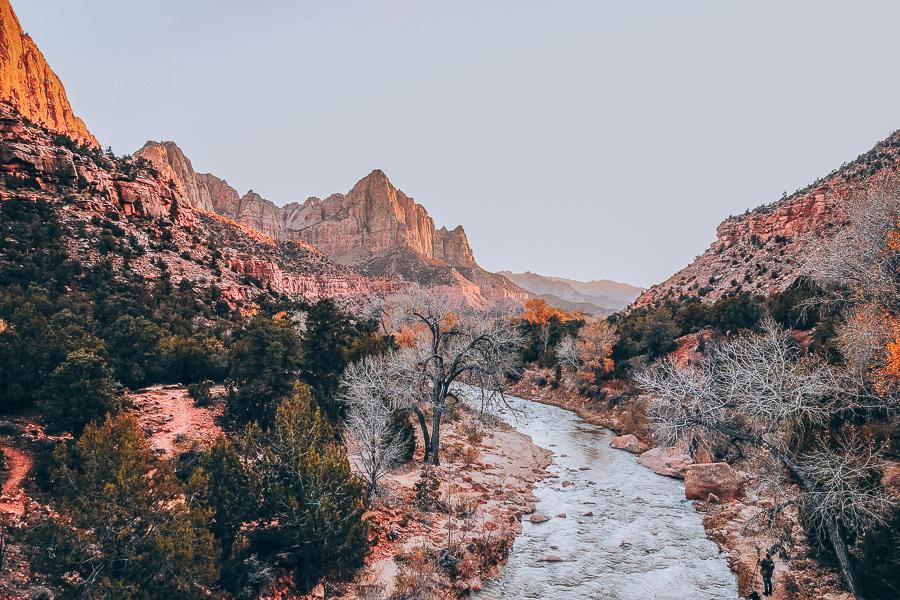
0,1 -> 97,147
631,129 -> 900,310
542,276 -> 645,304
137,141 -> 530,307
0,104 -> 405,310
496,271 -> 643,311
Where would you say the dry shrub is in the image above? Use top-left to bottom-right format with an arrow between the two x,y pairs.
392,547 -> 441,600
445,442 -> 464,463
462,445 -> 480,468
465,426 -> 483,446
780,571 -> 802,600
454,494 -> 479,518
617,398 -> 651,439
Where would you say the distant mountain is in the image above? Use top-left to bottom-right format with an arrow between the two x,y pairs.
137,142 -> 529,308
542,276 -> 646,304
496,271 -> 644,311
536,294 -> 615,317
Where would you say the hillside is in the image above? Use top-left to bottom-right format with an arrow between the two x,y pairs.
137,141 -> 529,307
497,270 -> 643,311
0,104 -> 405,312
632,129 -> 900,309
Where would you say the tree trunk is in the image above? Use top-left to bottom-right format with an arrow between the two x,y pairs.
777,450 -> 865,600
430,407 -> 442,466
412,407 -> 431,462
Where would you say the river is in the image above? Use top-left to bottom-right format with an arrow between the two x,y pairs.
471,394 -> 738,600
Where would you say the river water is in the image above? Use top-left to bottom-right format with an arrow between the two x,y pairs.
471,395 -> 738,600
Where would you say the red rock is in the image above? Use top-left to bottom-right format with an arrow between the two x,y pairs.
882,461 -> 900,498
0,1 -> 98,147
538,555 -> 563,562
529,513 -> 550,523
637,447 -> 694,479
610,434 -> 642,453
684,463 -> 744,502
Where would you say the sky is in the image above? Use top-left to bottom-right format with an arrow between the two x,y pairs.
16,1 -> 900,288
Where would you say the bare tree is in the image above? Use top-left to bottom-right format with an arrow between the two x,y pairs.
390,290 -> 524,464
555,335 -> 579,369
808,176 -> 900,307
343,390 -> 404,500
635,319 -> 893,599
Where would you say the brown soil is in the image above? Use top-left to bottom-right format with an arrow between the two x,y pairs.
128,386 -> 224,458
0,444 -> 31,517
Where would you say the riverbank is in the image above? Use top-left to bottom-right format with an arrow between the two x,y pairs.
338,408 -> 553,600
509,368 -> 854,600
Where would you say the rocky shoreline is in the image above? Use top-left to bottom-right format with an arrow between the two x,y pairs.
338,410 -> 553,599
507,368 -> 854,600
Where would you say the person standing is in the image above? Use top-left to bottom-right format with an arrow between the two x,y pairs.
758,552 -> 776,596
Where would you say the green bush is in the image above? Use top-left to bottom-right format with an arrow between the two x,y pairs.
39,349 -> 120,435
227,315 -> 303,424
386,409 -> 416,463
25,413 -> 220,600
243,385 -> 370,590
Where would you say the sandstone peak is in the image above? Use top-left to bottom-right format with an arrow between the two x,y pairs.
136,143 -> 529,306
0,0 -> 98,147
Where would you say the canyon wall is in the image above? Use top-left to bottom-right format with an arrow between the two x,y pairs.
136,141 -> 529,306
0,0 -> 97,147
632,130 -> 900,309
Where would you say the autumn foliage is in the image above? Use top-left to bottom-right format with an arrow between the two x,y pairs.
520,298 -> 583,325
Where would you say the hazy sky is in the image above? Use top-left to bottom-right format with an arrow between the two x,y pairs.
17,1 -> 900,287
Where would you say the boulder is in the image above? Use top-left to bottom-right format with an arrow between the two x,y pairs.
684,462 -> 744,502
538,555 -> 563,562
530,513 -> 550,523
637,447 -> 694,478
610,434 -> 642,453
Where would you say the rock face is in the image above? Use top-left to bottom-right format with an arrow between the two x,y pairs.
609,434 -> 643,454
0,102 -> 407,309
0,0 -> 97,147
882,461 -> 900,498
637,447 -> 694,479
136,142 -> 531,307
684,462 -> 744,502
0,105 -> 193,227
632,129 -> 900,310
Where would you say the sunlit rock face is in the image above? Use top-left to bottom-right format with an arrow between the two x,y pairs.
136,143 -> 530,306
632,130 -> 900,310
0,0 -> 98,147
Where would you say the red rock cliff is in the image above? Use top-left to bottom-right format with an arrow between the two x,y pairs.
0,0 -> 97,147
632,130 -> 900,310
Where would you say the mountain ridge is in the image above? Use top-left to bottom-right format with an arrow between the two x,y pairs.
136,141 -> 529,307
496,270 -> 644,311
631,128 -> 900,310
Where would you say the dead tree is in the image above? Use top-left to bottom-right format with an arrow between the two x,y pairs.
391,291 -> 523,465
636,319 -> 893,600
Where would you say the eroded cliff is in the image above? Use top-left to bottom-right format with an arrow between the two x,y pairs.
0,0 -> 97,147
632,129 -> 900,309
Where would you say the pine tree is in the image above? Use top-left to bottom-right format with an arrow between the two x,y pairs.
25,414 -> 220,600
243,384 -> 370,590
